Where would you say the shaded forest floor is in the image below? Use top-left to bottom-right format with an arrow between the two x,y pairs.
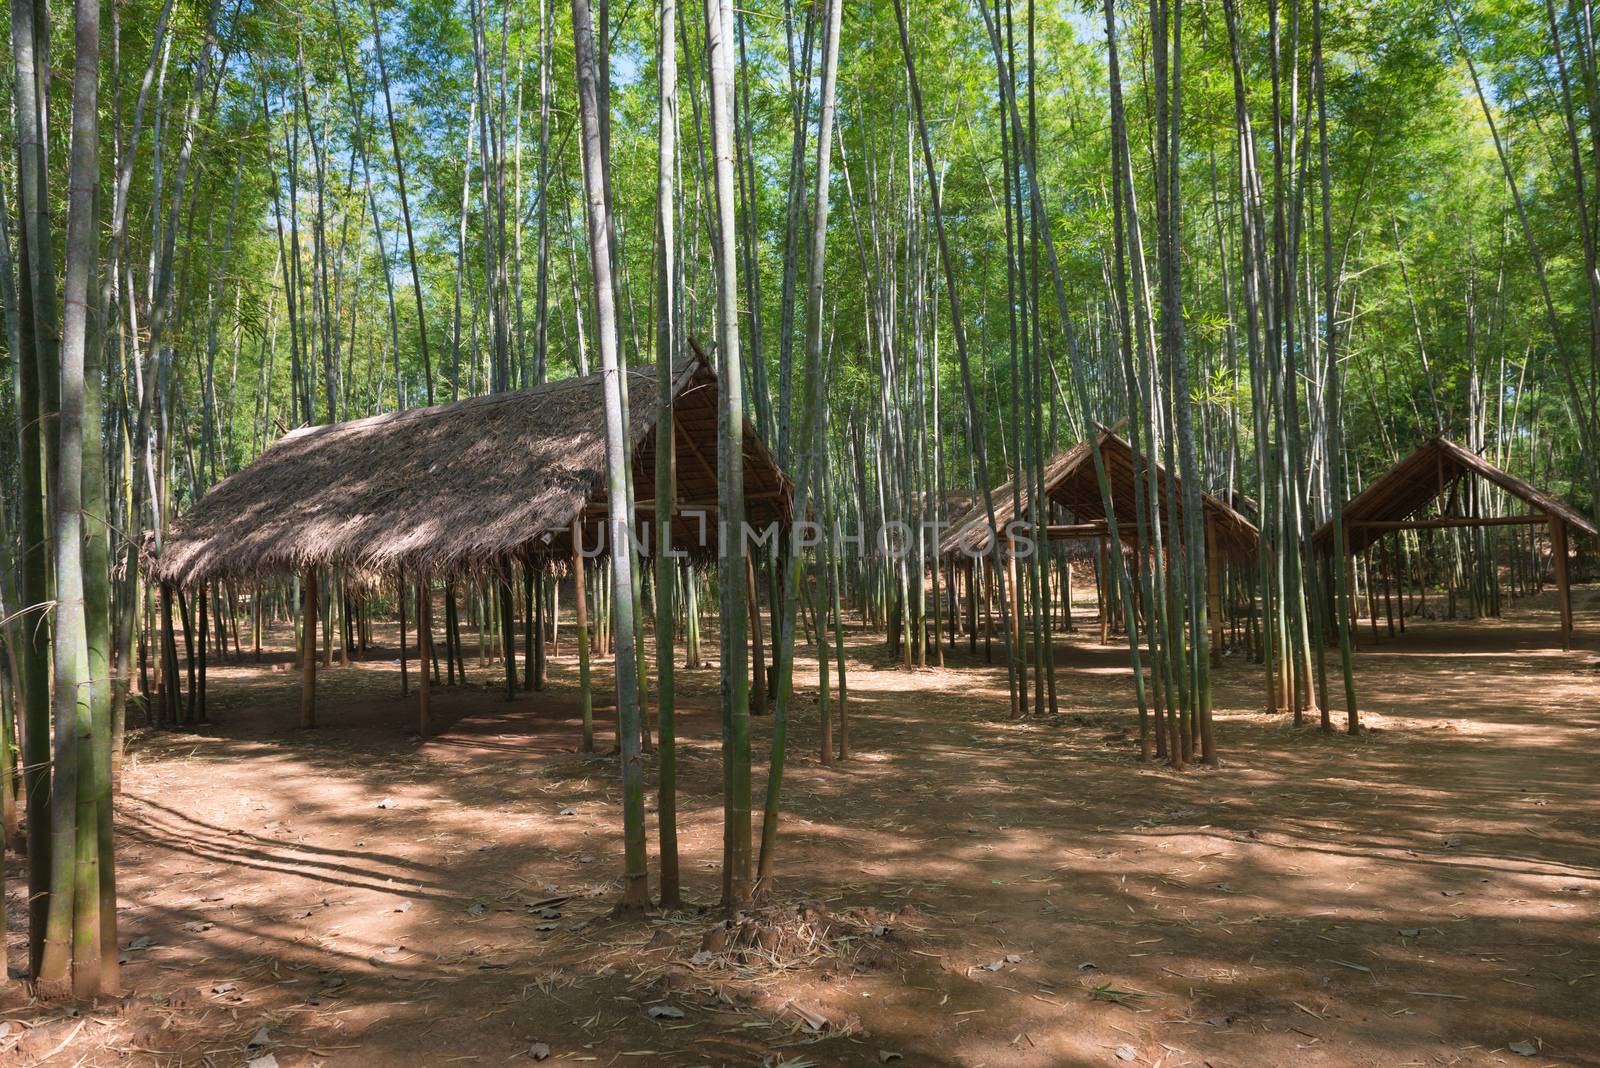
5,585 -> 1599,1067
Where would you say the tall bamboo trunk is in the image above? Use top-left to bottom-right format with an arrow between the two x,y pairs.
12,0 -> 61,977
654,0 -> 682,908
571,0 -> 649,911
703,0 -> 753,910
756,0 -> 842,893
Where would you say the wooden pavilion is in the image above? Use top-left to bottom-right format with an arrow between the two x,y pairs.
1312,436 -> 1595,649
937,427 -> 1259,658
147,351 -> 792,732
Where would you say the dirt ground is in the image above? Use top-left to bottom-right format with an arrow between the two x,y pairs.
4,584 -> 1598,1068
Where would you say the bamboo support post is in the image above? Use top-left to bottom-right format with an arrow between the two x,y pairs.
1008,536 -> 1024,713
1551,516 -> 1573,650
1206,521 -> 1223,667
1344,536 -> 1358,650
573,540 -> 595,752
966,559 -> 978,653
1098,536 -> 1111,644
417,576 -> 433,736
300,566 -> 317,728
748,554 -> 768,714
399,566 -> 409,697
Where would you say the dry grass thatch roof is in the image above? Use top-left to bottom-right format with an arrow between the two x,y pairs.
149,354 -> 791,586
1311,436 -> 1597,554
937,427 -> 1259,561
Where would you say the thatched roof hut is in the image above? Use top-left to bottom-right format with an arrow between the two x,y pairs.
937,427 -> 1259,561
149,353 -> 791,587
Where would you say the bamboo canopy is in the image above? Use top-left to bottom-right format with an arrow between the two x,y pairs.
1311,436 -> 1596,554
937,427 -> 1259,561
147,353 -> 792,587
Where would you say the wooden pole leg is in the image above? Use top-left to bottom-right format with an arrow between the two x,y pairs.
399,567 -> 409,697
1098,536 -> 1111,645
418,577 -> 433,737
1551,517 -> 1573,651
1206,522 -> 1223,666
300,565 -> 318,728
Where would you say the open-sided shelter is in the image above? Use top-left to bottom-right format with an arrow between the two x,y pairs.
938,428 -> 1258,559
1312,436 -> 1595,648
936,427 -> 1259,656
147,352 -> 791,730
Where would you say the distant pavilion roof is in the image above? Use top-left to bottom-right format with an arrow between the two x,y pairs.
937,427 -> 1259,561
1312,437 -> 1596,555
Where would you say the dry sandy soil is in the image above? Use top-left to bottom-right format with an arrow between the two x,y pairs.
3,586 -> 1597,1068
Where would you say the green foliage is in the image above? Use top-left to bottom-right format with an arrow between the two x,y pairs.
0,0 -> 1591,517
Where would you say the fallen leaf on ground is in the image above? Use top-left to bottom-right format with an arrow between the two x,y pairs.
1325,958 -> 1372,974
1088,982 -> 1150,1007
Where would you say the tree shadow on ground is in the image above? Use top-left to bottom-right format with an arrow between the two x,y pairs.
4,586 -> 1596,1066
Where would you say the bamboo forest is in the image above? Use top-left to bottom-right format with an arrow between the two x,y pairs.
1,0 -> 1598,1061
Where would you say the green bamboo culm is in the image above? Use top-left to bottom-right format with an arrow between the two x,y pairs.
82,172 -> 119,991
705,0 -> 752,911
653,0 -> 683,912
38,0 -> 107,995
11,0 -> 61,979
755,0 -> 843,894
570,0 -> 649,911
